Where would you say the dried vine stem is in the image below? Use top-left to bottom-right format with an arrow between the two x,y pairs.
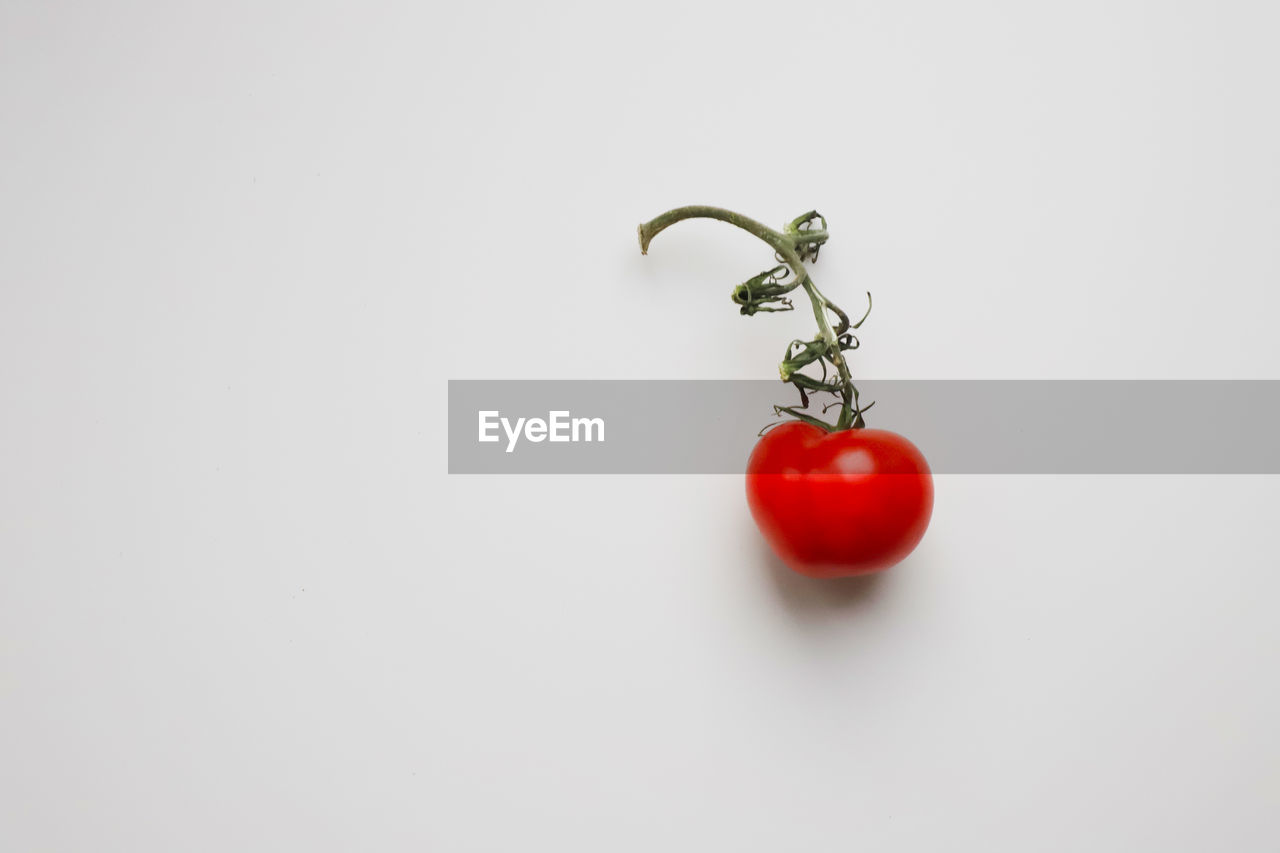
637,206 -> 872,431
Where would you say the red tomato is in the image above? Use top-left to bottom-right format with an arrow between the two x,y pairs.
746,422 -> 934,578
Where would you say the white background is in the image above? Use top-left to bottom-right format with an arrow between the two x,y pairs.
2,1 -> 1279,850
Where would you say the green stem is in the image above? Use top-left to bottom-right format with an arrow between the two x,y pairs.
637,206 -> 864,430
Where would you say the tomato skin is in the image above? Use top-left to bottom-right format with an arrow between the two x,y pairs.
746,422 -> 934,578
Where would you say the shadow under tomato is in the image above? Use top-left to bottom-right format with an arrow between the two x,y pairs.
758,539 -> 889,618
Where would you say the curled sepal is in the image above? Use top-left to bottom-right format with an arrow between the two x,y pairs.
732,265 -> 797,316
849,387 -> 876,429
779,337 -> 828,381
789,373 -> 845,394
773,405 -> 837,432
851,291 -> 873,330
784,210 -> 829,263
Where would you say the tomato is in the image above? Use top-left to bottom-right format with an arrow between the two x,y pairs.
637,205 -> 934,579
746,422 -> 934,578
